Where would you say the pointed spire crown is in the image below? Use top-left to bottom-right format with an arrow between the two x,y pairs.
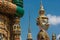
39,0 -> 45,15
27,11 -> 32,40
28,10 -> 31,33
28,26 -> 31,33
40,0 -> 44,10
52,33 -> 56,37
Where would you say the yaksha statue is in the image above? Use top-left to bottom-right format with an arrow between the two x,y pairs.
0,0 -> 24,40
36,0 -> 50,40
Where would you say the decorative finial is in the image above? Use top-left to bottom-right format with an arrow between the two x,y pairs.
40,0 -> 44,10
27,10 -> 32,40
52,33 -> 56,40
52,33 -> 56,37
28,10 -> 31,33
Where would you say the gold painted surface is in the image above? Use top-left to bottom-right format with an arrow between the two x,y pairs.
27,33 -> 32,39
0,0 -> 16,14
0,29 -> 8,37
5,0 -> 12,2
12,17 -> 20,40
0,14 -> 10,40
37,16 -> 49,30
14,35 -> 20,40
52,34 -> 56,40
37,29 -> 50,40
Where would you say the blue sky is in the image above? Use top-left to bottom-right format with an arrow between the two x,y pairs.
20,0 -> 60,40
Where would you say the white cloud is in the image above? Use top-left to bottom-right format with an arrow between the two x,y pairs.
57,34 -> 60,40
47,14 -> 60,25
